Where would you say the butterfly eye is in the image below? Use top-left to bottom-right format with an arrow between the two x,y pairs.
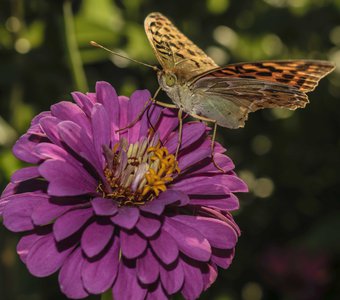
165,74 -> 177,87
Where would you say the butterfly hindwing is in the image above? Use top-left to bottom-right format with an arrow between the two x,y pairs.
191,76 -> 309,128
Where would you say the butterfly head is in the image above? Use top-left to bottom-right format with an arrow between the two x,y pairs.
157,70 -> 195,112
157,70 -> 178,92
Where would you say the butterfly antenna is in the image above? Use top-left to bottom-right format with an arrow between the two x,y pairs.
90,41 -> 159,71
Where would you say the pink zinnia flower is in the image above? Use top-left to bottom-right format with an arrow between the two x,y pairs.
0,82 -> 247,299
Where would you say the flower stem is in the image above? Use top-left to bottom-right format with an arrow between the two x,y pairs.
101,289 -> 112,300
62,0 -> 88,92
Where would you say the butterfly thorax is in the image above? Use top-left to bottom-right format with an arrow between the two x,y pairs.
157,70 -> 196,113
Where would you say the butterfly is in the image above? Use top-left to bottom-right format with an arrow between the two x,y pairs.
144,12 -> 335,131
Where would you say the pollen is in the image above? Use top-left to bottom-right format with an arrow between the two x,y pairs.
99,135 -> 179,207
141,143 -> 180,197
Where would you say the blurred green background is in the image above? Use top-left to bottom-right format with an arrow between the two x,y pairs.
0,0 -> 339,299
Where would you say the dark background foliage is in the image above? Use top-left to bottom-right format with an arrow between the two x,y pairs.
0,0 -> 339,299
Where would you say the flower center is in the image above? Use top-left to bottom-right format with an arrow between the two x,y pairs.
98,135 -> 180,206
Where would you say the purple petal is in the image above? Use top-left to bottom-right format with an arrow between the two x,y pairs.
110,207 -> 139,230
58,247 -> 89,299
180,259 -> 204,300
214,141 -> 226,154
39,117 -> 62,146
178,140 -> 211,170
26,233 -> 74,277
31,111 -> 52,126
32,199 -> 80,226
91,103 -> 110,166
81,221 -> 114,258
128,90 -> 151,143
136,215 -> 161,237
149,229 -> 179,265
146,283 -> 168,300
36,137 -> 83,165
91,197 -> 118,216
1,182 -> 15,198
163,217 -> 211,262
139,190 -> 189,215
171,215 -> 238,249
137,248 -> 159,284
35,143 -> 69,160
202,263 -> 218,291
1,180 -> 46,201
12,133 -> 42,163
158,189 -> 190,207
0,183 -> 17,215
156,109 -> 178,142
95,81 -> 120,139
165,122 -> 206,154
172,176 -> 230,195
82,237 -> 120,294
39,159 -> 97,196
11,166 -> 40,183
0,199 -> 8,216
3,193 -> 47,232
190,194 -> 239,211
120,229 -> 147,259
225,175 -> 248,192
51,101 -> 91,137
225,194 -> 241,210
17,233 -> 44,263
57,121 -> 103,175
71,92 -> 94,117
189,152 -> 235,175
53,208 -> 93,241
86,92 -> 97,104
112,261 -> 147,300
118,96 -> 129,140
140,104 -> 162,140
160,261 -> 184,295
211,248 -> 235,269
202,207 -> 241,236
23,121 -> 40,135
139,198 -> 165,215
26,122 -> 44,136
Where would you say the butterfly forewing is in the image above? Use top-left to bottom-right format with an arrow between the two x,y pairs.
144,12 -> 218,82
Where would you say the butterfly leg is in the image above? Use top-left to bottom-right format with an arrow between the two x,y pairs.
175,109 -> 183,158
149,85 -> 178,109
190,113 -> 225,173
210,122 -> 225,173
151,99 -> 177,109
